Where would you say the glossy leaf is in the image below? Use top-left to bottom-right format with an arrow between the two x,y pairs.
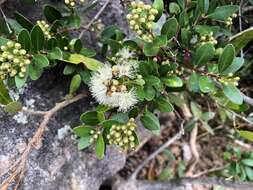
95,134 -> 105,159
161,18 -> 178,39
199,76 -> 215,93
198,0 -> 209,14
155,97 -> 174,112
0,80 -> 12,105
207,5 -> 239,20
140,110 -> 160,134
223,84 -> 243,105
195,43 -> 214,66
44,5 -> 62,23
73,125 -> 93,137
33,54 -> 49,68
221,57 -> 244,75
218,44 -> 235,73
153,0 -> 164,21
30,25 -> 45,51
80,111 -> 100,125
162,76 -> 183,88
18,29 -> 31,51
78,136 -> 91,150
14,11 -> 33,31
69,74 -> 81,94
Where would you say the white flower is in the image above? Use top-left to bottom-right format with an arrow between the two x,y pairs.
117,48 -> 135,61
117,89 -> 138,112
90,64 -> 114,105
90,64 -> 138,111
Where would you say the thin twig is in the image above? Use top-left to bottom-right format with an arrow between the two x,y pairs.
130,122 -> 185,180
0,7 -> 11,34
78,0 -> 111,39
0,93 -> 87,189
192,165 -> 228,178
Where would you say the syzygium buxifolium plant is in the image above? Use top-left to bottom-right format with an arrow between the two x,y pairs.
73,0 -> 253,159
0,0 -> 253,159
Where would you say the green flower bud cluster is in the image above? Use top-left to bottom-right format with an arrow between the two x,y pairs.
0,41 -> 31,80
225,14 -> 237,26
91,19 -> 104,33
103,65 -> 129,96
89,129 -> 101,144
107,118 -> 137,151
64,0 -> 85,7
37,20 -> 53,39
219,74 -> 240,86
126,1 -> 158,42
200,32 -> 217,45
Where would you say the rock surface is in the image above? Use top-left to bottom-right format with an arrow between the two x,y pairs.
0,0 -> 132,189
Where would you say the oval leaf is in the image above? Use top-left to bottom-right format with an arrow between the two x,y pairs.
30,25 -> 45,51
218,44 -> 235,73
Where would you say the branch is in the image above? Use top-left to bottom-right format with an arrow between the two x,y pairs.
128,177 -> 253,190
130,123 -> 185,180
57,0 -> 111,37
78,0 -> 111,39
0,93 -> 87,189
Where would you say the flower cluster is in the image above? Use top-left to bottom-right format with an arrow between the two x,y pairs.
0,41 -> 31,80
126,1 -> 158,42
219,74 -> 240,86
89,129 -> 101,144
199,32 -> 218,45
36,20 -> 52,39
91,19 -> 104,33
107,118 -> 137,151
90,48 -> 139,112
64,0 -> 85,7
225,14 -> 237,26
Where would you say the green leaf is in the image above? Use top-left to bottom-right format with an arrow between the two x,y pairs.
143,35 -> 167,56
69,74 -> 81,94
188,72 -> 200,92
238,130 -> 253,142
161,18 -> 178,39
30,25 -> 45,51
195,43 -> 214,66
162,76 -> 183,87
4,101 -> 22,113
207,5 -> 239,20
242,159 -> 253,167
78,136 -> 91,150
221,57 -> 244,75
201,112 -> 215,121
140,111 -> 160,134
223,84 -> 243,105
201,121 -> 214,135
199,76 -> 214,93
73,125 -> 93,137
44,5 -> 62,23
155,97 -> 174,112
0,37 -> 9,46
15,76 -> 27,88
14,11 -> 33,31
169,2 -> 181,14
63,64 -> 76,75
190,102 -> 202,119
245,167 -> 253,180
0,80 -> 12,105
63,54 -> 102,71
18,29 -> 31,51
28,63 -> 43,80
218,44 -> 235,73
152,0 -> 164,21
198,0 -> 209,14
95,134 -> 105,159
80,111 -> 100,126
48,47 -> 63,60
229,27 -> 253,55
33,54 -> 49,68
